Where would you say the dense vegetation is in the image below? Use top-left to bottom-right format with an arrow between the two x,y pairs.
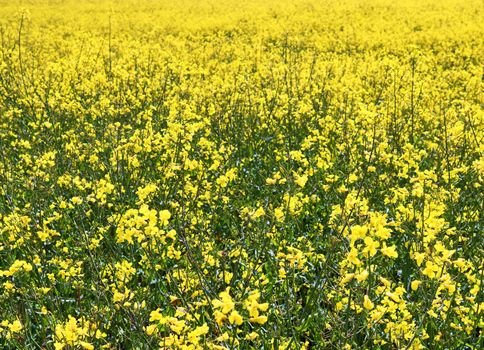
0,0 -> 482,349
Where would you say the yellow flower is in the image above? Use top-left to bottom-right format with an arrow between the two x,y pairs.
355,269 -> 369,282
145,324 -> 158,335
380,243 -> 398,258
414,252 -> 425,266
212,288 -> 235,314
214,310 -> 227,326
169,318 -> 186,334
79,341 -> 94,350
149,309 -> 163,322
347,248 -> 362,266
136,183 -> 157,204
411,280 -> 421,291
266,177 -> 277,185
159,210 -> 171,225
350,225 -> 368,241
9,320 -> 23,333
249,315 -> 268,325
274,207 -> 285,222
245,331 -> 259,340
187,324 -> 209,344
363,237 -> 379,257
294,174 -> 308,188
251,206 -> 265,219
228,310 -> 243,325
71,196 -> 83,205
422,261 -> 439,279
363,295 -> 374,310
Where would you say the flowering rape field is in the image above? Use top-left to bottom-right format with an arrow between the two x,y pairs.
0,0 -> 483,349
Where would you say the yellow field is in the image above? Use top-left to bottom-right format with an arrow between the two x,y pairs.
0,0 -> 483,349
